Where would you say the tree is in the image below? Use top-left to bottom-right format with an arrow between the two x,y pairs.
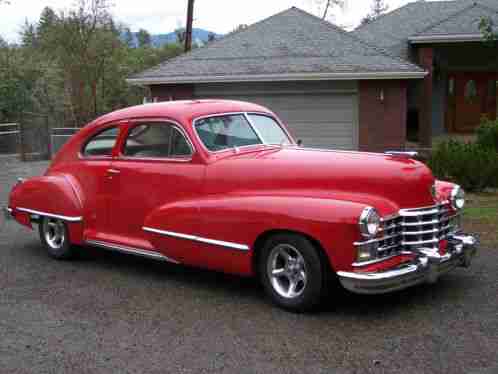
175,27 -> 186,44
136,28 -> 151,47
479,17 -> 497,42
361,0 -> 389,25
21,20 -> 38,47
123,26 -> 134,47
319,0 -> 345,20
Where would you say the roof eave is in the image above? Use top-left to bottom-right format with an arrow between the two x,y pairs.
409,34 -> 486,44
126,71 -> 427,85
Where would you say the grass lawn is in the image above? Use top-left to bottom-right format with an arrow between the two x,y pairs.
463,192 -> 498,248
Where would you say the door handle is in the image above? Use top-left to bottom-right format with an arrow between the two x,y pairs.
107,168 -> 120,175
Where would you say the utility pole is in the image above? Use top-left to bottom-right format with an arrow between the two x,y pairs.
185,0 -> 195,52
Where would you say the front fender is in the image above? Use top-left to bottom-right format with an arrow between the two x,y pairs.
196,195 -> 368,272
143,195 -> 367,274
9,175 -> 84,244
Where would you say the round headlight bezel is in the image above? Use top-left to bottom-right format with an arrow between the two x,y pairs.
450,185 -> 465,210
359,207 -> 381,238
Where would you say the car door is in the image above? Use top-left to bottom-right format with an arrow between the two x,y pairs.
72,123 -> 124,238
106,120 -> 205,261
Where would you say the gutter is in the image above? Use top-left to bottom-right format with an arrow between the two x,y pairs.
126,71 -> 427,85
409,34 -> 485,44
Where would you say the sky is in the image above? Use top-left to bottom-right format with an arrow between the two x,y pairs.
0,0 -> 419,42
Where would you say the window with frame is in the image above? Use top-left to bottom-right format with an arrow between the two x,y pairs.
195,114 -> 262,151
82,126 -> 120,157
464,80 -> 478,103
123,122 -> 192,158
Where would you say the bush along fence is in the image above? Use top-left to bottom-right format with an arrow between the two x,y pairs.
428,118 -> 498,192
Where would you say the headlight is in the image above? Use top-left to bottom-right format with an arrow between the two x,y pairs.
450,185 -> 465,210
359,207 -> 381,238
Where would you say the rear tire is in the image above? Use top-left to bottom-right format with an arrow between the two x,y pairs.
259,233 -> 325,312
39,217 -> 74,260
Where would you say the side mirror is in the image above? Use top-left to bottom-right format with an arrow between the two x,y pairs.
296,139 -> 303,147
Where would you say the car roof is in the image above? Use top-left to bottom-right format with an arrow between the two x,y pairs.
91,100 -> 274,128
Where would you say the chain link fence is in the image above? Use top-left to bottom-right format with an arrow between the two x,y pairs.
0,111 -> 80,161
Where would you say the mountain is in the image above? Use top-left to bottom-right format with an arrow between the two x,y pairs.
123,28 -> 223,48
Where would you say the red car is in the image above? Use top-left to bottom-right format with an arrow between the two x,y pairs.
5,100 -> 478,311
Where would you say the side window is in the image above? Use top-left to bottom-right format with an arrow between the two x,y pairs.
123,122 -> 192,158
170,127 -> 192,157
83,126 -> 120,157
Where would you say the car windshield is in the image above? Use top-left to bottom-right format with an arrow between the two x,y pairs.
195,113 -> 291,152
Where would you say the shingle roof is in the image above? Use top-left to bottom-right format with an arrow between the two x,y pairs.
353,0 -> 498,59
415,3 -> 498,37
128,7 -> 424,85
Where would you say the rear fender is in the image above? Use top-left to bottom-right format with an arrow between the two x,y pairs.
9,175 -> 84,244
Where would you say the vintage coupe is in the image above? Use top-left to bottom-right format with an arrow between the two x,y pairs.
5,100 -> 478,311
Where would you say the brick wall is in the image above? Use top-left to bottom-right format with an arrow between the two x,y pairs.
150,84 -> 194,101
358,80 -> 408,152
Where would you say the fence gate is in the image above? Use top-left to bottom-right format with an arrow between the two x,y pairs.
0,123 -> 20,157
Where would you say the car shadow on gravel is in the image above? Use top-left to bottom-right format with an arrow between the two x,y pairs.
17,238 -> 481,316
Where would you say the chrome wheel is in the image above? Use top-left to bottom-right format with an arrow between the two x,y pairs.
267,244 -> 307,299
42,218 -> 66,250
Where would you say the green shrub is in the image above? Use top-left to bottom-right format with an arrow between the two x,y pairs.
476,118 -> 498,152
428,140 -> 498,192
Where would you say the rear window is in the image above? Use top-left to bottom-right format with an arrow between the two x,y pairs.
82,126 -> 120,157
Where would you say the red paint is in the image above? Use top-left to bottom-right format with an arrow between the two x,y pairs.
439,239 -> 448,256
8,100 -> 458,276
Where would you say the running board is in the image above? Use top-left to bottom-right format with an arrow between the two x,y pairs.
85,239 -> 180,264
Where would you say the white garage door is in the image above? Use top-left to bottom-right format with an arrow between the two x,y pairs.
194,82 -> 358,150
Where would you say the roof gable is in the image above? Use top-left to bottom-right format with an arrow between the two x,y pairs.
353,0 -> 498,58
128,7 -> 424,85
414,3 -> 498,37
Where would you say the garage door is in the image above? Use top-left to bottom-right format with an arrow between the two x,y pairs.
195,82 -> 358,150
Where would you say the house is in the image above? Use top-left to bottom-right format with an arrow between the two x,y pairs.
354,0 -> 498,147
127,1 -> 498,151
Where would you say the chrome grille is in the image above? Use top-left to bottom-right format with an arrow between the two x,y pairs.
356,203 -> 460,259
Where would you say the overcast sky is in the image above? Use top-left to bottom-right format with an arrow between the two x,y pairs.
0,0 -> 420,42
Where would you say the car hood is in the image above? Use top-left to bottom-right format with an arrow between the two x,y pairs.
205,147 -> 436,215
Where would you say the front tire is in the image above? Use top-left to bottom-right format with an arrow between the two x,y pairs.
39,217 -> 74,260
259,233 -> 325,312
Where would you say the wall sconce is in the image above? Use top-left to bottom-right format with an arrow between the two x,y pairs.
379,89 -> 385,102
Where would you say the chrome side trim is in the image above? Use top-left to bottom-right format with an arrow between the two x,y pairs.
86,239 -> 180,264
385,151 -> 418,158
143,226 -> 250,251
16,207 -> 82,222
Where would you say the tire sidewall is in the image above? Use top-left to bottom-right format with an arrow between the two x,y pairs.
39,217 -> 73,260
259,233 -> 324,312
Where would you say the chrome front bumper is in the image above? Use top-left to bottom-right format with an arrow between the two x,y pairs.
3,206 -> 13,221
337,233 -> 478,294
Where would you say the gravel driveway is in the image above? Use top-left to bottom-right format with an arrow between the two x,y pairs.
1,157 -> 497,374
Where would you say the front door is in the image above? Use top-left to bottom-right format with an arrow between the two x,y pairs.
446,72 -> 497,132
106,120 -> 205,261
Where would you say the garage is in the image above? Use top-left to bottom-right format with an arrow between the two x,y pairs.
195,81 -> 358,150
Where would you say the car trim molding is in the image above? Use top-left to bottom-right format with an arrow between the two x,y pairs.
142,226 -> 250,251
16,207 -> 83,222
86,239 -> 180,263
